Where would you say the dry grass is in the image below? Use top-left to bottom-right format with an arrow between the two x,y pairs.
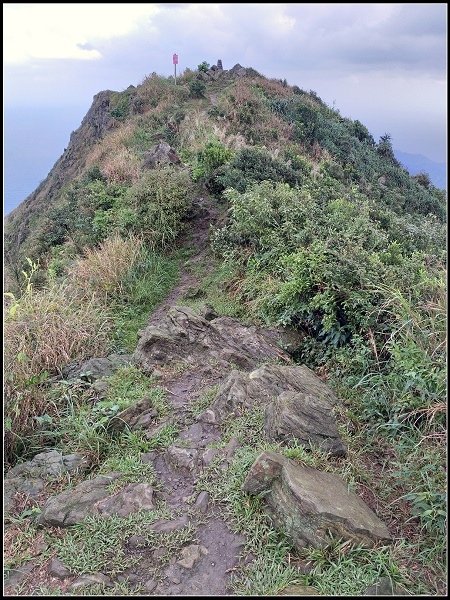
69,234 -> 143,300
4,282 -> 112,460
4,284 -> 111,384
85,123 -> 136,167
101,148 -> 141,184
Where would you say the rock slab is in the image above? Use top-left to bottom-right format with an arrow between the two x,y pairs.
242,451 -> 391,550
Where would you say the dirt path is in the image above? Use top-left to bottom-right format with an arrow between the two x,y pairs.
119,193 -> 248,595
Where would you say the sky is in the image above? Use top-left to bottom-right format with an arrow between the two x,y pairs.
3,3 -> 447,164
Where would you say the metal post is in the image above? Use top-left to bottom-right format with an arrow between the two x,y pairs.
174,63 -> 177,85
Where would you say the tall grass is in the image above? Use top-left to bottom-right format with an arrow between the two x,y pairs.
4,280 -> 111,463
69,234 -> 144,301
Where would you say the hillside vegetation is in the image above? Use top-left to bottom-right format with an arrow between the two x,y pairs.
4,62 -> 446,596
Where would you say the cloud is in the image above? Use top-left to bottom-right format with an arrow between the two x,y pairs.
3,3 -> 160,63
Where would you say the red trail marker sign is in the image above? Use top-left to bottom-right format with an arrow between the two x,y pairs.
173,53 -> 178,85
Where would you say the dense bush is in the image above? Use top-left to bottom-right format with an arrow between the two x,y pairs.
189,79 -> 206,98
192,139 -> 233,181
214,147 -> 301,193
119,167 -> 193,248
212,180 -> 446,346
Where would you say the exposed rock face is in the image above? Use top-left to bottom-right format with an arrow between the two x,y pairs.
108,398 -> 157,432
39,475 -> 156,526
242,452 -> 391,550
38,473 -> 122,526
143,141 -> 181,169
133,306 -> 289,373
265,390 -> 346,456
4,478 -> 45,515
166,446 -> 199,471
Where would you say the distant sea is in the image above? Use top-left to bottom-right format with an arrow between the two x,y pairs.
4,106 -> 86,216
3,106 -> 446,217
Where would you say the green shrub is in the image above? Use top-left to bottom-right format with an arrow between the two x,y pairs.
189,79 -> 206,98
198,61 -> 210,73
214,147 -> 301,193
120,167 -> 193,248
192,139 -> 233,181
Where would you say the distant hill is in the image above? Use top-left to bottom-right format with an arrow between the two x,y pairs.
395,149 -> 446,190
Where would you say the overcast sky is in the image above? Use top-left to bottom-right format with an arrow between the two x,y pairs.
3,3 -> 447,162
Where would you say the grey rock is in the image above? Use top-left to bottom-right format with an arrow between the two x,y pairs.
108,397 -> 157,432
64,354 -> 132,381
49,557 -> 71,579
141,451 -> 157,464
133,305 -> 289,374
363,577 -> 408,596
198,303 -> 218,321
197,409 -> 217,424
39,473 -> 121,526
194,491 -> 209,513
202,448 -> 217,466
145,578 -> 158,592
166,446 -> 199,470
177,544 -> 207,569
265,390 -> 346,457
7,450 -> 88,479
211,364 -> 338,425
143,141 -> 181,169
179,422 -> 204,444
150,515 -> 189,533
242,451 -> 391,550
4,477 -> 44,514
92,379 -> 109,398
96,483 -> 155,517
70,573 -> 112,590
224,437 -> 239,460
3,561 -> 36,590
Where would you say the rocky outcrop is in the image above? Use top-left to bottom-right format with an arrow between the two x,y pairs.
242,452 -> 391,550
108,398 -> 157,432
265,390 -> 346,456
133,306 -> 289,374
206,364 -> 344,459
38,474 -> 158,526
96,483 -> 155,517
143,141 -> 181,169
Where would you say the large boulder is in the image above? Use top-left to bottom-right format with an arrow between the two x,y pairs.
242,452 -> 391,550
143,141 -> 181,169
133,306 -> 289,374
